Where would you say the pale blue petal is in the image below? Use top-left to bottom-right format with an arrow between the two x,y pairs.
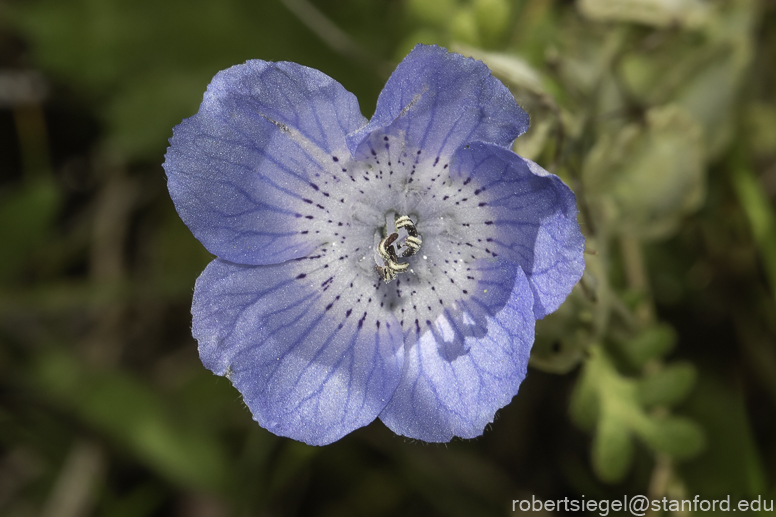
164,60 -> 368,266
346,45 -> 528,162
192,250 -> 404,446
379,266 -> 534,442
447,142 -> 585,319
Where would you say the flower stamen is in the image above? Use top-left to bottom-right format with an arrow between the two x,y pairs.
375,215 -> 422,283
377,232 -> 400,263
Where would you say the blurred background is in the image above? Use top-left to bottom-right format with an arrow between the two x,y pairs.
1,0 -> 775,515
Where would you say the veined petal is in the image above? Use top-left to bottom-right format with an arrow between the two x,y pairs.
168,44 -> 587,446
164,60 -> 368,266
379,266 -> 535,442
346,45 -> 528,162
193,251 -> 404,446
448,142 -> 585,319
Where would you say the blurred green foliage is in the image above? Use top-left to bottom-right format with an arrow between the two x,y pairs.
1,0 -> 776,515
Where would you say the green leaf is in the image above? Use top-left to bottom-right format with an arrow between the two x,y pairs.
532,286 -> 593,374
0,179 -> 61,284
673,0 -> 755,159
620,323 -> 677,368
730,161 -> 776,300
569,355 -> 601,431
34,349 -> 231,492
680,375 -> 767,497
638,416 -> 705,459
405,0 -> 457,27
105,70 -> 214,159
7,0 -> 387,160
577,0 -> 711,28
638,361 -> 697,407
584,105 -> 705,240
473,0 -> 511,46
592,414 -> 634,483
449,7 -> 480,46
744,102 -> 776,158
572,347 -> 706,481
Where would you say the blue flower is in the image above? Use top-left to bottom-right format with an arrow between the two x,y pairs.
163,44 -> 585,445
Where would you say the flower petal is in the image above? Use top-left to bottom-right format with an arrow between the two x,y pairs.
346,44 -> 528,162
448,142 -> 585,319
379,266 -> 535,442
164,60 -> 368,265
193,251 -> 404,446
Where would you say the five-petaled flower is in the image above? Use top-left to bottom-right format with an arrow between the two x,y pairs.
163,45 -> 585,445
